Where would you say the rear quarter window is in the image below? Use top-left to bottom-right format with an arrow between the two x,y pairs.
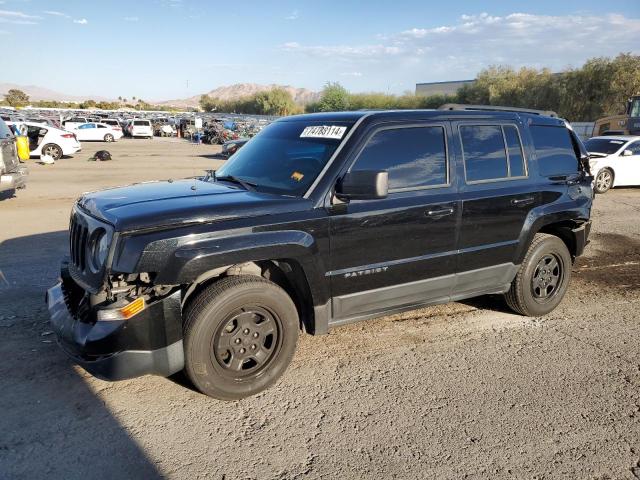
530,125 -> 579,176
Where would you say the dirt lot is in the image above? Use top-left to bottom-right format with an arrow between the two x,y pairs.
1,138 -> 639,479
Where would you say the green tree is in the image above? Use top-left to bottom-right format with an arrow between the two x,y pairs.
4,89 -> 30,107
254,88 -> 297,115
317,82 -> 350,111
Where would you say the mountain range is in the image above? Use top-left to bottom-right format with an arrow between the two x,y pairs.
0,82 -> 320,107
158,83 -> 319,108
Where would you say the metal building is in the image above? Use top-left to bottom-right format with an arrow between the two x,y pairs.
415,80 -> 475,96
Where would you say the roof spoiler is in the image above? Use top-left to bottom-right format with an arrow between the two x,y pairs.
438,103 -> 558,118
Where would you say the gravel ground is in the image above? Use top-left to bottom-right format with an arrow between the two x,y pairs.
1,138 -> 639,480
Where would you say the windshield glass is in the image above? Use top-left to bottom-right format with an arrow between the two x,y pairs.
584,138 -> 627,155
215,120 -> 353,196
630,99 -> 640,117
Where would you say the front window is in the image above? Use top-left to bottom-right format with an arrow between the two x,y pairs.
629,98 -> 640,117
584,138 -> 627,155
215,120 -> 353,196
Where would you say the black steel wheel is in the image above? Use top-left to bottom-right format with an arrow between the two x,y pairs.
505,233 -> 572,316
531,253 -> 564,302
212,307 -> 281,376
184,275 -> 299,400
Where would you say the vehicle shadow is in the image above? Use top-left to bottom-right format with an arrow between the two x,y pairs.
458,294 -> 514,314
0,231 -> 163,479
197,153 -> 227,160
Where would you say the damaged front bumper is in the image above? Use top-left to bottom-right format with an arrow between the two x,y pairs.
46,266 -> 184,381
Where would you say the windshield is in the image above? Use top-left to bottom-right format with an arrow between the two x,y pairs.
630,99 -> 640,117
215,120 -> 353,196
584,138 -> 627,155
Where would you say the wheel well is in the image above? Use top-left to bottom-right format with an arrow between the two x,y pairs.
537,222 -> 579,260
180,259 -> 315,334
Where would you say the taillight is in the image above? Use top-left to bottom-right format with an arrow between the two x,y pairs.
61,133 -> 74,138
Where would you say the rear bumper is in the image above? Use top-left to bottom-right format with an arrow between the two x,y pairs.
573,220 -> 592,257
0,166 -> 28,192
46,270 -> 184,381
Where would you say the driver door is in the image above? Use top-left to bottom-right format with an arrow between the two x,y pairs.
328,123 -> 459,322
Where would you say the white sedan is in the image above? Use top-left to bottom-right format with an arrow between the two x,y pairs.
72,122 -> 124,142
8,121 -> 81,160
585,136 -> 640,193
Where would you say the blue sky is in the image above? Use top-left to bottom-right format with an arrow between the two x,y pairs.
1,0 -> 639,100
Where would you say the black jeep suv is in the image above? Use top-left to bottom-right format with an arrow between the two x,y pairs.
47,106 -> 593,400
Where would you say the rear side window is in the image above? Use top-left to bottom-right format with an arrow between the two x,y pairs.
0,119 -> 12,139
460,125 -> 527,182
352,126 -> 448,190
530,126 -> 578,176
134,120 -> 150,126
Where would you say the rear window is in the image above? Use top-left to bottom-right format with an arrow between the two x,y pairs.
103,120 -> 118,125
530,126 -> 579,176
0,119 -> 13,139
134,120 -> 150,126
584,138 -> 626,155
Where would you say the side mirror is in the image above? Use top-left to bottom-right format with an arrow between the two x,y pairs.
621,149 -> 633,157
336,170 -> 388,201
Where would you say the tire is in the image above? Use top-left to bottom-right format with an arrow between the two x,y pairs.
504,234 -> 572,316
594,168 -> 613,194
41,143 -> 62,160
183,275 -> 299,400
104,134 -> 114,142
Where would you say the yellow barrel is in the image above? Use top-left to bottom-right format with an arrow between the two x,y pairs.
16,136 -> 30,161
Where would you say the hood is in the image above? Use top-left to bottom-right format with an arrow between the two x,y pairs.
77,178 -> 311,232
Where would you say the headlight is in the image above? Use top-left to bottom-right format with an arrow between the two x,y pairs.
89,228 -> 109,271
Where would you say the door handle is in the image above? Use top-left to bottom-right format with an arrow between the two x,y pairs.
425,207 -> 454,218
511,196 -> 535,207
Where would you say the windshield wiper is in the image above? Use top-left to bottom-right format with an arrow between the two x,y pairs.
216,174 -> 257,191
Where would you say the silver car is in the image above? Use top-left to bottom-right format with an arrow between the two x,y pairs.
0,118 -> 28,198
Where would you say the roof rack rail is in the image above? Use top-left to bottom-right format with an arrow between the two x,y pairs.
438,103 -> 558,118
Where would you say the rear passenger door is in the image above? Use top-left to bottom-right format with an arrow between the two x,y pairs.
452,121 -> 537,297
328,122 -> 459,321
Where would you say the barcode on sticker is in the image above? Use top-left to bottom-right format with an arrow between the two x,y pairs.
300,125 -> 346,140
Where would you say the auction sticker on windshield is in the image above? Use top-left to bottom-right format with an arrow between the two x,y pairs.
300,125 -> 347,140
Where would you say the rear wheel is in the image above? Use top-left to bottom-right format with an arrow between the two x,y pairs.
41,144 -> 62,160
504,234 -> 572,316
594,168 -> 613,194
183,275 -> 299,400
104,134 -> 114,142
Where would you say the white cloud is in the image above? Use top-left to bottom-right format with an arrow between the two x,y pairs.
282,41 -> 402,59
43,10 -> 70,19
124,16 -> 139,22
285,10 -> 298,21
281,12 -> 640,85
73,18 -> 88,25
0,9 -> 41,24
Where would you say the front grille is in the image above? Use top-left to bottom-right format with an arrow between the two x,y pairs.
70,215 -> 89,271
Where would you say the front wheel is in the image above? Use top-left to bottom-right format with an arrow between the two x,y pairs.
504,234 -> 572,316
183,275 -> 299,400
594,168 -> 613,194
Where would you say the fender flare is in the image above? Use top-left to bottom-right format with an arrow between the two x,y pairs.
147,230 -> 329,306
